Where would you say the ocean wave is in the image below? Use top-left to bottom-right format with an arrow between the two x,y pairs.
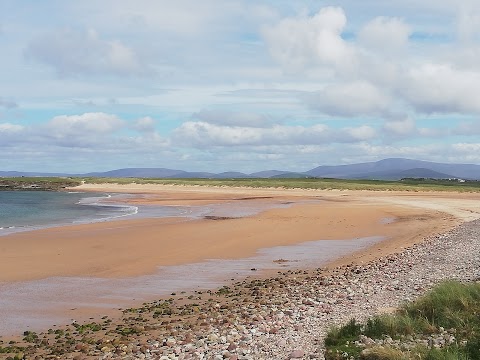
0,192 -> 139,236
73,193 -> 138,223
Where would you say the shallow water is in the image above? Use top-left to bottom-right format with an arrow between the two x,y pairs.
0,191 -> 141,235
0,191 -> 294,236
0,236 -> 382,336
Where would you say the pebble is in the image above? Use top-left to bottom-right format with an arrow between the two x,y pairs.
289,349 -> 305,358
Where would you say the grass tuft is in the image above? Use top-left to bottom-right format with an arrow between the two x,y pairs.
324,281 -> 480,359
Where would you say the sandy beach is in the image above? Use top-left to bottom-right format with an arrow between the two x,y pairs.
2,184 -> 480,350
2,185 -> 480,359
2,184 -> 477,282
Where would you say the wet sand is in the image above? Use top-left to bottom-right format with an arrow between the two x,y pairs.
2,185 -> 480,336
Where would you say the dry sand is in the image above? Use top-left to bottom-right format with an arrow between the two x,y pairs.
2,184 -> 480,283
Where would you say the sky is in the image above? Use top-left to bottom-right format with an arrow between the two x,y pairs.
1,0 -> 480,173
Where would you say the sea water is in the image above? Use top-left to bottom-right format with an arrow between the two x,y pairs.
0,191 -> 139,234
0,190 -> 299,235
0,191 -> 223,236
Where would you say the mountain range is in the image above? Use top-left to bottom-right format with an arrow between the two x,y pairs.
3,158 -> 480,180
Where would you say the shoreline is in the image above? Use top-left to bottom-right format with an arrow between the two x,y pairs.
0,191 -> 141,237
0,189 -> 456,282
2,184 -> 480,348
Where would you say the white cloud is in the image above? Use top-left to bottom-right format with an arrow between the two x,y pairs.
402,64 -> 480,114
452,143 -> 480,153
446,46 -> 480,71
0,123 -> 29,148
449,143 -> 480,163
304,81 -> 391,117
173,121 -> 375,148
344,125 -> 377,141
262,7 -> 356,73
46,113 -> 124,135
41,112 -> 125,147
0,123 -> 24,132
25,28 -> 150,77
352,142 -> 444,160
358,17 -> 411,53
261,5 -> 480,121
0,113 -> 170,169
417,127 -> 449,137
193,109 -> 273,127
383,117 -> 416,137
173,121 -> 264,146
132,116 -> 156,133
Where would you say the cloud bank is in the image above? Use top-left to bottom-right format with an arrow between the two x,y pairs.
2,1 -> 480,172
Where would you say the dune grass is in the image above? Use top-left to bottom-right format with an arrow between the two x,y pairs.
324,281 -> 480,359
2,175 -> 479,192
81,177 -> 480,192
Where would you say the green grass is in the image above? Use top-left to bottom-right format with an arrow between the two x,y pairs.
0,177 -> 80,184
2,176 -> 479,192
325,319 -> 364,359
0,177 -> 81,190
80,177 -> 480,192
72,322 -> 102,334
324,282 -> 480,360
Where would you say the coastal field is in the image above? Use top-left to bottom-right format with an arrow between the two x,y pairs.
2,181 -> 480,359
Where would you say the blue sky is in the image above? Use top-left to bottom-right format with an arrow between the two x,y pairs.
1,0 -> 480,173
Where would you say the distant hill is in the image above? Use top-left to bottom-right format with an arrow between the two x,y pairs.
85,168 -> 187,178
306,158 -> 480,180
84,168 -> 222,179
2,158 -> 480,180
249,170 -> 288,178
214,172 -> 252,179
270,172 -> 315,179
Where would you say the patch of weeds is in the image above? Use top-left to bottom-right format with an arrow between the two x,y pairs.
22,330 -> 39,343
0,345 -> 25,354
115,327 -> 140,336
216,286 -> 231,296
72,322 -> 102,334
325,319 -> 363,360
324,282 -> 480,359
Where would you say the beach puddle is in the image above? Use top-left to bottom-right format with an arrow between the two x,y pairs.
380,217 -> 396,224
0,235 -> 382,336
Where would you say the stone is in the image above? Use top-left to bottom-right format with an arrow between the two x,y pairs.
165,337 -> 177,347
289,349 -> 305,358
208,334 -> 219,342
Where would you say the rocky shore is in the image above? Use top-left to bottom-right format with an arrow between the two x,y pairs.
2,219 -> 479,360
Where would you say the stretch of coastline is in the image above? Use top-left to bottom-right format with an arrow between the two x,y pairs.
1,184 -> 480,359
1,184 -> 473,282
